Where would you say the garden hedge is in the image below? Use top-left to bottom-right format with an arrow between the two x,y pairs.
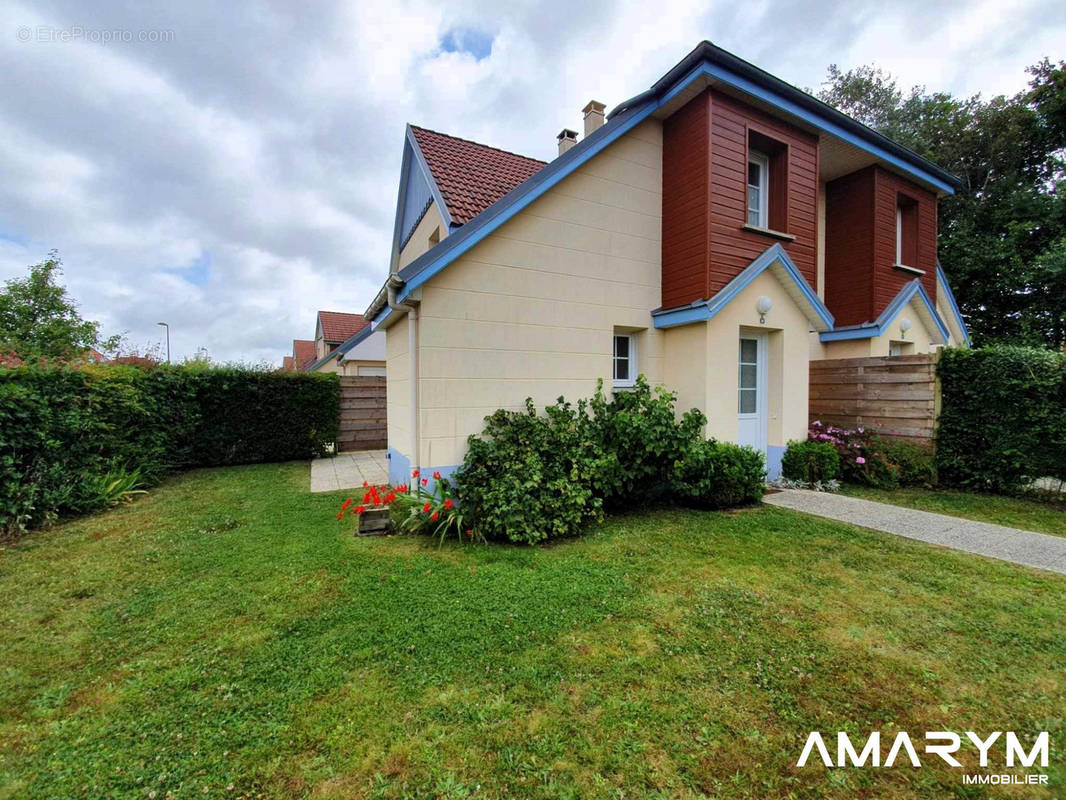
937,346 -> 1066,492
0,364 -> 339,535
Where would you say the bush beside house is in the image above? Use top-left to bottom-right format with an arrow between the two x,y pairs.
456,378 -> 766,544
0,364 -> 339,536
937,346 -> 1066,492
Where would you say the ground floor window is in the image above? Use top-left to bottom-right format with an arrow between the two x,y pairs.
613,334 -> 635,388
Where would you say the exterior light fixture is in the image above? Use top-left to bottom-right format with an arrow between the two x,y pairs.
756,296 -> 773,324
899,318 -> 913,338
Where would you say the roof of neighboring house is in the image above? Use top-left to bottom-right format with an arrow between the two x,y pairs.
305,323 -> 379,372
409,126 -> 546,225
318,310 -> 369,343
282,355 -> 295,371
293,339 -> 316,370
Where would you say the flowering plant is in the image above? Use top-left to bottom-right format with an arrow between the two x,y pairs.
336,481 -> 407,521
398,471 -> 480,546
808,421 -> 899,488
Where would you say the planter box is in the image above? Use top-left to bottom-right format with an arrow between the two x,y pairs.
356,506 -> 391,536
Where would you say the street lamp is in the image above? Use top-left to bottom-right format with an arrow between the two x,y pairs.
157,321 -> 171,363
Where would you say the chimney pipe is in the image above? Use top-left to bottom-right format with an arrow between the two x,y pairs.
556,128 -> 578,156
582,100 -> 606,137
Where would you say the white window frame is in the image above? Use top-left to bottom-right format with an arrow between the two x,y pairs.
613,334 -> 636,389
747,150 -> 770,228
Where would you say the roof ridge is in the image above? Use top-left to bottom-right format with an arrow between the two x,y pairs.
409,124 -> 547,166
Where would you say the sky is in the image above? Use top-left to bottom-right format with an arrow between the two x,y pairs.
1,0 -> 1062,365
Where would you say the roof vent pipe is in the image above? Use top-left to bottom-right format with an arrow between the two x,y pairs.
582,100 -> 606,136
557,128 -> 578,156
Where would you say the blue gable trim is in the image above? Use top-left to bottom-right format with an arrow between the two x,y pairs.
651,244 -> 834,331
380,42 -> 957,315
936,263 -> 971,346
389,128 -> 454,272
819,280 -> 951,343
668,63 -> 956,196
393,101 -> 659,303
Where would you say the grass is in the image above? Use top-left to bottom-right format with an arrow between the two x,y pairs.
839,484 -> 1066,537
0,462 -> 1062,799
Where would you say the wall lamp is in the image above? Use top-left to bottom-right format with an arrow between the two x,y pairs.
756,296 -> 773,324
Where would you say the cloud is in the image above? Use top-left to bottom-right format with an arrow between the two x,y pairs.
0,0 -> 1060,363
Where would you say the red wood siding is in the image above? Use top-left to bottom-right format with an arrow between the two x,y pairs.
707,90 -> 819,295
872,168 -> 937,310
661,92 -> 711,309
824,167 -> 876,326
824,166 -> 938,326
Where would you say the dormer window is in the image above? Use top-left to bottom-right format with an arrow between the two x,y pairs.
747,151 -> 769,228
895,194 -> 919,267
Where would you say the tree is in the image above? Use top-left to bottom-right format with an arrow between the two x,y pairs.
0,252 -> 119,362
818,61 -> 1066,348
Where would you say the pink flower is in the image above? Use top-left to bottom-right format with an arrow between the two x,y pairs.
855,456 -> 866,465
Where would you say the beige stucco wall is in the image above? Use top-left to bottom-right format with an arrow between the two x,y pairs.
670,269 -> 811,448
398,202 -> 447,271
406,119 -> 666,468
385,314 -> 410,457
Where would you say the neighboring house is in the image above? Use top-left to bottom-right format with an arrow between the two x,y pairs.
365,41 -> 970,485
292,339 -> 316,371
305,310 -> 387,376
281,355 -> 295,371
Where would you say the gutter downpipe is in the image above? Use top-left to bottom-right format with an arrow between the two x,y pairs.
386,274 -> 419,482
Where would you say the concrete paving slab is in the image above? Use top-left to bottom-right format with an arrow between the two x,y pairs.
310,450 -> 389,493
764,489 -> 1066,575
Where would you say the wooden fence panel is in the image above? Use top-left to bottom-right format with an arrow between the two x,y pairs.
809,354 -> 939,444
337,376 -> 387,451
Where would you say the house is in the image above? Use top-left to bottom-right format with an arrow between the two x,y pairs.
281,355 -> 295,371
303,310 -> 386,376
291,339 -> 316,371
365,41 -> 970,485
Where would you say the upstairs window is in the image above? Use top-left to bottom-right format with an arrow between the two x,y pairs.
896,194 -> 919,267
613,333 -> 636,388
746,130 -> 788,232
747,151 -> 769,228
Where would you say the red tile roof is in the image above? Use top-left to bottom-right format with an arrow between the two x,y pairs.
410,126 -> 546,226
292,339 -> 316,370
318,311 -> 369,343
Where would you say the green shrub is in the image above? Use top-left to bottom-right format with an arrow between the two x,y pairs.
456,398 -> 612,545
873,437 -> 936,487
808,421 -> 900,489
0,364 -> 339,537
456,379 -> 763,544
937,346 -> 1066,492
585,377 -> 707,507
781,440 -> 840,483
669,440 -> 766,509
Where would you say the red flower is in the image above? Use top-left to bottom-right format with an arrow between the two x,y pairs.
412,469 -> 420,478
433,471 -> 442,480
336,512 -> 343,520
422,502 -> 431,513
384,492 -> 396,503
362,480 -> 369,488
430,512 -> 440,521
355,505 -> 366,514
466,529 -> 473,538
341,498 -> 352,511
421,478 -> 428,486
444,499 -> 454,510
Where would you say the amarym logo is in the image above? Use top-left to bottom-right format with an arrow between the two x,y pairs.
797,731 -> 1049,770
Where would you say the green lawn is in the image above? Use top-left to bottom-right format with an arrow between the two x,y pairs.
1,463 -> 1063,799
839,485 -> 1066,537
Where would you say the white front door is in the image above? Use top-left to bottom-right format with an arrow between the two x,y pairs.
737,333 -> 768,454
